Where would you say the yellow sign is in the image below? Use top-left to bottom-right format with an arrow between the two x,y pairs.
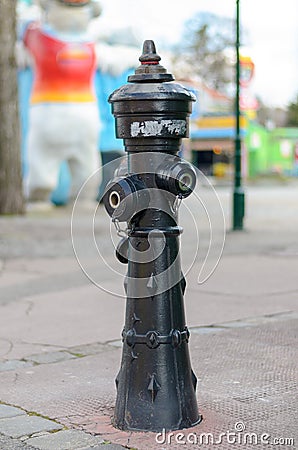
194,115 -> 247,129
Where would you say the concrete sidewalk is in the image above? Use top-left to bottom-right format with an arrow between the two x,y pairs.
0,182 -> 297,449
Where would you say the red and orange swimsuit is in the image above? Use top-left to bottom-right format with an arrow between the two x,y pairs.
24,22 -> 96,104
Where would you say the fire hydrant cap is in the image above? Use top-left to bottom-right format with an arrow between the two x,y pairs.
108,40 -> 195,104
128,40 -> 174,83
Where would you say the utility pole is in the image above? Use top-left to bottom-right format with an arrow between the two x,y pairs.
233,0 -> 245,230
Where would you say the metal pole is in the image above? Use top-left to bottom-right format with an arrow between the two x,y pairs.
233,0 -> 245,230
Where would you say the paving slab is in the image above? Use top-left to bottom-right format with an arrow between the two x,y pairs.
26,351 -> 76,365
0,405 -> 26,419
83,446 -> 126,450
69,342 -> 115,357
0,360 -> 33,373
26,430 -> 104,450
0,434 -> 36,449
1,342 -> 67,362
0,352 -> 119,420
0,415 -> 63,438
101,446 -> 126,450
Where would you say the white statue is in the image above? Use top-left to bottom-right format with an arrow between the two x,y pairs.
22,0 -> 102,204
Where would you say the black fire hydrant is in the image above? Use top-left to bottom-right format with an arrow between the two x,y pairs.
103,40 -> 201,432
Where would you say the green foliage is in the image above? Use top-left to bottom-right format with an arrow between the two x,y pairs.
286,94 -> 298,127
174,12 -> 236,92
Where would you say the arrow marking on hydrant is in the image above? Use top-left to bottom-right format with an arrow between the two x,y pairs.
133,313 -> 141,324
147,273 -> 158,296
148,374 -> 161,402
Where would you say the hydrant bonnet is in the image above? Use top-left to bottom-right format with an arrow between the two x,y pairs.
108,40 -> 196,150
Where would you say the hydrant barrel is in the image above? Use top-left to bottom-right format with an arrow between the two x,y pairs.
104,40 -> 201,432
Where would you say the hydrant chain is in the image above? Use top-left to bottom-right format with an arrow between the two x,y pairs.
113,218 -> 129,237
172,194 -> 183,214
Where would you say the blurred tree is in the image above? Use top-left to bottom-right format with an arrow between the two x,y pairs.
173,12 -> 236,92
0,0 -> 24,214
256,97 -> 287,128
286,94 -> 298,127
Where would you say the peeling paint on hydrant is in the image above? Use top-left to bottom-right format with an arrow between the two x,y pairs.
131,119 -> 187,137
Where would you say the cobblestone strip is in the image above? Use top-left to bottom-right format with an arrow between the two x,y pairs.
190,310 -> 298,334
0,342 -> 116,373
0,434 -> 37,449
0,312 -> 297,374
0,403 -> 115,449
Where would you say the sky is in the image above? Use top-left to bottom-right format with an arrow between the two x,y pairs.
98,0 -> 298,108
